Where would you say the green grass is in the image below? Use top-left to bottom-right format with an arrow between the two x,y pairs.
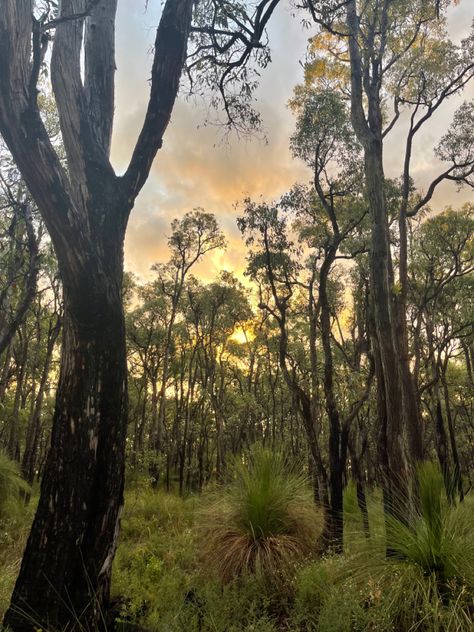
2,461 -> 474,631
111,479 -> 289,631
0,453 -> 30,521
294,464 -> 474,632
0,519 -> 36,619
197,448 -> 323,585
0,454 -> 35,623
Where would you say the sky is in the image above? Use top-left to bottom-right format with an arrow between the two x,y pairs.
110,0 -> 474,283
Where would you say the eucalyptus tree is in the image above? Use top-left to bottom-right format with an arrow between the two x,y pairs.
0,152 -> 40,358
151,211 -> 225,459
288,87 -> 373,548
296,0 -> 474,511
127,210 -> 224,483
238,175 -> 374,548
408,205 -> 474,495
186,271 -> 252,479
0,0 -> 278,627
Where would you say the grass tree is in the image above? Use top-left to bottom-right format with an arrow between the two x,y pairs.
199,448 -> 323,584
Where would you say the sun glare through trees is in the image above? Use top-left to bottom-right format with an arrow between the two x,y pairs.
0,0 -> 473,630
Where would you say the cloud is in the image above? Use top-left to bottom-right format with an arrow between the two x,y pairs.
112,1 -> 474,282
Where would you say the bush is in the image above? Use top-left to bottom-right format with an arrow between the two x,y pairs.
333,463 -> 474,631
0,454 -> 34,622
198,447 -> 323,585
0,452 -> 30,521
112,484 -> 285,631
111,486 -> 197,629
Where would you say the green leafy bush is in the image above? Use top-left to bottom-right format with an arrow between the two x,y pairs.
0,454 -> 34,622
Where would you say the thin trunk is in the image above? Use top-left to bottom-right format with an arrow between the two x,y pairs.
7,335 -> 28,461
320,245 -> 344,551
440,366 -> 463,500
0,345 -> 12,402
22,317 -> 60,484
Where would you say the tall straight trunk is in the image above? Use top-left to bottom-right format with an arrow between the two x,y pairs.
5,229 -> 129,630
345,0 -> 409,516
425,316 -> 451,493
395,293 -> 424,464
0,344 -> 12,402
440,365 -> 463,499
131,378 -> 147,465
365,144 -> 408,495
319,245 -> 344,551
397,134 -> 424,466
349,432 -> 370,537
433,395 -> 449,486
7,334 -> 28,461
463,342 -> 473,387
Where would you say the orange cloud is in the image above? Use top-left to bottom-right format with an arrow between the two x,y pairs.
111,1 -> 474,282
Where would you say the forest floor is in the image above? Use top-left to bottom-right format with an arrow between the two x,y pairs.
1,476 -> 474,631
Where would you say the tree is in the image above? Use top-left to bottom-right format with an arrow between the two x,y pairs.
150,210 -> 225,464
187,271 -> 252,479
238,174 -> 374,549
289,88 -> 373,548
409,205 -> 473,496
0,151 -> 40,358
0,1 -> 276,628
301,0 -> 474,515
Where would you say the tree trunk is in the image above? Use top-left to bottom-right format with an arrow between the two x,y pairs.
440,365 -> 463,500
319,246 -> 344,551
0,344 -> 12,403
345,0 -> 409,518
7,333 -> 28,461
365,144 -> 408,497
5,237 -> 128,631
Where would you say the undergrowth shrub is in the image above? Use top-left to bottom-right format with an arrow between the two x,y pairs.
111,485 -> 197,629
0,454 -> 34,622
0,452 -> 30,521
302,463 -> 474,632
198,448 -> 323,585
112,482 -> 286,631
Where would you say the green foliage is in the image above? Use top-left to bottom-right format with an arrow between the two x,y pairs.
112,484 -> 197,629
198,448 -> 323,584
0,470 -> 35,623
385,463 -> 474,589
292,466 -> 474,632
329,465 -> 474,631
0,453 -> 30,521
4,468 -> 474,631
112,482 -> 285,631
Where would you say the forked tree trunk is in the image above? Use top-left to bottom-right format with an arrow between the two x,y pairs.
0,0 -> 194,627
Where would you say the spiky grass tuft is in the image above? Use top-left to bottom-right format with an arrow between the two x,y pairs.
198,447 -> 323,584
335,462 -> 474,631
